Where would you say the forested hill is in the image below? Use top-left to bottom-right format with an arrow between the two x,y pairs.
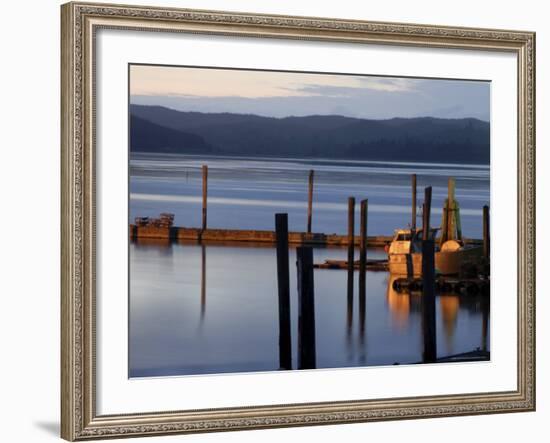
130,104 -> 490,164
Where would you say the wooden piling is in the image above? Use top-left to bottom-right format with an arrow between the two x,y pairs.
275,213 -> 292,370
347,197 -> 355,331
347,197 -> 355,287
411,174 -> 417,231
422,187 -> 432,240
422,186 -> 437,363
422,203 -> 430,236
359,199 -> 368,335
307,170 -> 314,234
421,239 -> 437,363
405,254 -> 414,279
483,205 -> 490,259
202,165 -> 208,231
296,246 -> 316,370
359,199 -> 368,279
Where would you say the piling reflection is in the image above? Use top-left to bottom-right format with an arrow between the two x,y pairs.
358,199 -> 368,347
346,270 -> 354,341
359,281 -> 366,340
200,244 -> 206,322
358,273 -> 367,365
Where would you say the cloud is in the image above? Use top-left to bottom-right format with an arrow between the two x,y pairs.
293,85 -> 362,97
130,65 -> 489,121
291,77 -> 417,98
359,77 -> 416,92
130,65 -> 417,99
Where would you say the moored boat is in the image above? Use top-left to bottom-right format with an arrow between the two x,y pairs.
388,177 -> 484,277
387,229 -> 483,277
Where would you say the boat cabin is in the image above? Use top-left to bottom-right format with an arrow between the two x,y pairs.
388,228 -> 439,256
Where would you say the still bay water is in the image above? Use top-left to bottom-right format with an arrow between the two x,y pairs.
129,153 -> 490,377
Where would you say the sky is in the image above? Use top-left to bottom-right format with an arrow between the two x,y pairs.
130,64 -> 490,121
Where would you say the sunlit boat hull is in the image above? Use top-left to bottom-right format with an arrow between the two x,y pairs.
388,246 -> 483,276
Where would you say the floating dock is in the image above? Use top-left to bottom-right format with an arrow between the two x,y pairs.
314,259 -> 389,271
392,276 -> 490,295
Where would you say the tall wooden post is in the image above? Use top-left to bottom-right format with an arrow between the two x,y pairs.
411,174 -> 417,231
422,186 -> 437,363
483,205 -> 490,259
296,246 -> 316,370
275,213 -> 292,370
347,197 -> 355,332
307,170 -> 314,234
359,199 -> 368,336
347,197 -> 355,282
423,187 -> 432,240
202,165 -> 208,230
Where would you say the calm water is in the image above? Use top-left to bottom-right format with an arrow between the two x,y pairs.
130,153 -> 490,238
129,154 -> 490,377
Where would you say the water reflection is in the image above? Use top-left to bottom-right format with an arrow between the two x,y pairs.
200,244 -> 206,323
440,295 -> 459,352
133,236 -> 173,253
386,276 -> 490,359
129,241 -> 489,377
346,259 -> 354,342
482,297 -> 489,352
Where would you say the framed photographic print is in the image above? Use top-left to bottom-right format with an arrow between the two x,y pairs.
61,1 -> 536,440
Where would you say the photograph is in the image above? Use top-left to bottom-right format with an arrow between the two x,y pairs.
128,64 -> 491,377
57,2 -> 536,440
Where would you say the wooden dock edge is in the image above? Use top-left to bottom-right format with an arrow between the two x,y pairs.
129,225 -> 482,248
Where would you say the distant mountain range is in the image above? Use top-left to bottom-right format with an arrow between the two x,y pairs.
130,105 -> 490,164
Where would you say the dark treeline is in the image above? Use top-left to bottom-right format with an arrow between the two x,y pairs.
130,104 -> 490,164
131,115 -> 214,154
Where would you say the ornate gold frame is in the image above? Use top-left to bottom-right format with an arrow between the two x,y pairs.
61,2 -> 536,440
